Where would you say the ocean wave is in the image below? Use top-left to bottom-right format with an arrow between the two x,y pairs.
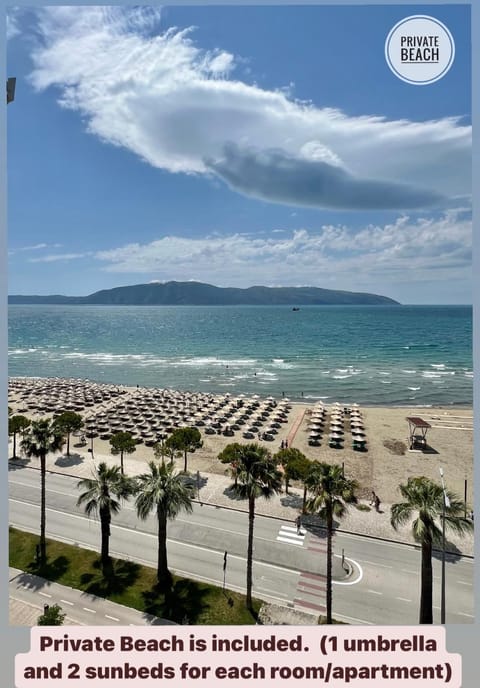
401,369 -> 417,374
422,371 -> 455,378
63,352 -> 149,361
175,357 -> 257,367
9,348 -> 39,354
408,387 -> 421,391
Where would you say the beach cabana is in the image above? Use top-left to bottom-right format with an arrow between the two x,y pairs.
407,417 -> 431,450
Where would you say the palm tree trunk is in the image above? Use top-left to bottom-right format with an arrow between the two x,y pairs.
419,539 -> 433,624
184,450 -> 188,473
156,506 -> 172,588
40,453 -> 47,564
246,496 -> 255,611
285,476 -> 289,494
302,484 -> 307,514
326,507 -> 333,624
66,432 -> 70,456
120,450 -> 124,475
13,432 -> 17,459
99,505 -> 111,572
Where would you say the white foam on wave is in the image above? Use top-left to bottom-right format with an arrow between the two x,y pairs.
402,369 -> 417,374
431,363 -> 446,368
378,371 -> 391,376
408,387 -> 421,391
380,380 -> 392,384
333,374 -> 352,379
9,348 -> 38,354
175,357 -> 257,367
63,352 -> 148,362
422,371 -> 455,378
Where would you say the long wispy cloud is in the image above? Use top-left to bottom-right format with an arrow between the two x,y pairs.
94,209 -> 471,289
26,6 -> 470,211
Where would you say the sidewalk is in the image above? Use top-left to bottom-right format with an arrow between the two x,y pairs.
9,567 -> 174,626
9,450 -> 474,557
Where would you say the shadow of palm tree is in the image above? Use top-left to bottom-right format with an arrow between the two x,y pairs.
142,578 -> 210,624
222,485 -> 245,502
55,453 -> 85,468
26,556 -> 70,583
8,458 -> 31,470
280,492 -> 303,510
80,559 -> 141,597
431,541 -> 465,563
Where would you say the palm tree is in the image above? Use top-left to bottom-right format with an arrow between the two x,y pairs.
134,461 -> 194,588
77,462 -> 133,573
21,419 -> 65,564
229,443 -> 282,612
305,461 -> 357,623
391,476 -> 473,624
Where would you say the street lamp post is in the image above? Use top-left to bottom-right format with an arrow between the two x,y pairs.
438,467 -> 450,624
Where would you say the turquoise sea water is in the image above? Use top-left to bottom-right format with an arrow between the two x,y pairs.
8,305 -> 472,406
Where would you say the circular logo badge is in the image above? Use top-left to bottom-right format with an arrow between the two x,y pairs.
385,15 -> 455,85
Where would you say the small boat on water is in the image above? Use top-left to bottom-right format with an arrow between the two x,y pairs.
292,307 -> 300,311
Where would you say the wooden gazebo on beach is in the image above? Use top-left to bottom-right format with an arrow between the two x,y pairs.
407,416 -> 431,450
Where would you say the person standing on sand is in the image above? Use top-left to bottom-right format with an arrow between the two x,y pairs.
374,495 -> 381,512
370,490 -> 376,506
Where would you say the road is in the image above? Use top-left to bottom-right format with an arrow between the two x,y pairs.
9,466 -> 474,625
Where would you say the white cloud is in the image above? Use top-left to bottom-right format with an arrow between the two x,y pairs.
94,210 -> 471,292
7,8 -> 21,40
29,253 -> 87,263
27,7 -> 470,210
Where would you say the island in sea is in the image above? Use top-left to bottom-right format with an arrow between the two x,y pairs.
8,281 -> 399,306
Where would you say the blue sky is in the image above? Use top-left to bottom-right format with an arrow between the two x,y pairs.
7,5 -> 471,304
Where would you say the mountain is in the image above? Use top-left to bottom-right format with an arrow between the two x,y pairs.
8,281 -> 399,305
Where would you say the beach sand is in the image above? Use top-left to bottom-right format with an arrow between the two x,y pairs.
8,378 -> 474,553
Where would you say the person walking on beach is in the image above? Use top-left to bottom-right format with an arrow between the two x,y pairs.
374,495 -> 381,512
285,439 -> 288,448
280,440 -> 285,449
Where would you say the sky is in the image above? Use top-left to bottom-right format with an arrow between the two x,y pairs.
6,4 -> 472,304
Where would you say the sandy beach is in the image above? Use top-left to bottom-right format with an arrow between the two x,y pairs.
8,377 -> 474,553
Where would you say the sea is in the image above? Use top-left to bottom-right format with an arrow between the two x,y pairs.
8,304 -> 472,407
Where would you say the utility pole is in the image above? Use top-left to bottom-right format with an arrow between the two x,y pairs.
439,467 -> 450,624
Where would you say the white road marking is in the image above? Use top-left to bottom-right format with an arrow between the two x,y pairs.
276,536 -> 303,546
105,615 -> 120,621
257,586 -> 288,597
396,597 -> 412,603
60,599 -> 74,606
38,592 -> 52,598
401,569 -> 416,575
356,559 -> 393,569
83,607 -> 96,614
457,580 -> 472,586
367,590 -> 383,595
457,612 -> 474,618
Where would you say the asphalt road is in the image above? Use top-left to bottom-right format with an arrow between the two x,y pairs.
9,466 -> 474,625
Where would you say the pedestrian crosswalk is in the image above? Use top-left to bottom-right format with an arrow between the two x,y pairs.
276,525 -> 306,546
